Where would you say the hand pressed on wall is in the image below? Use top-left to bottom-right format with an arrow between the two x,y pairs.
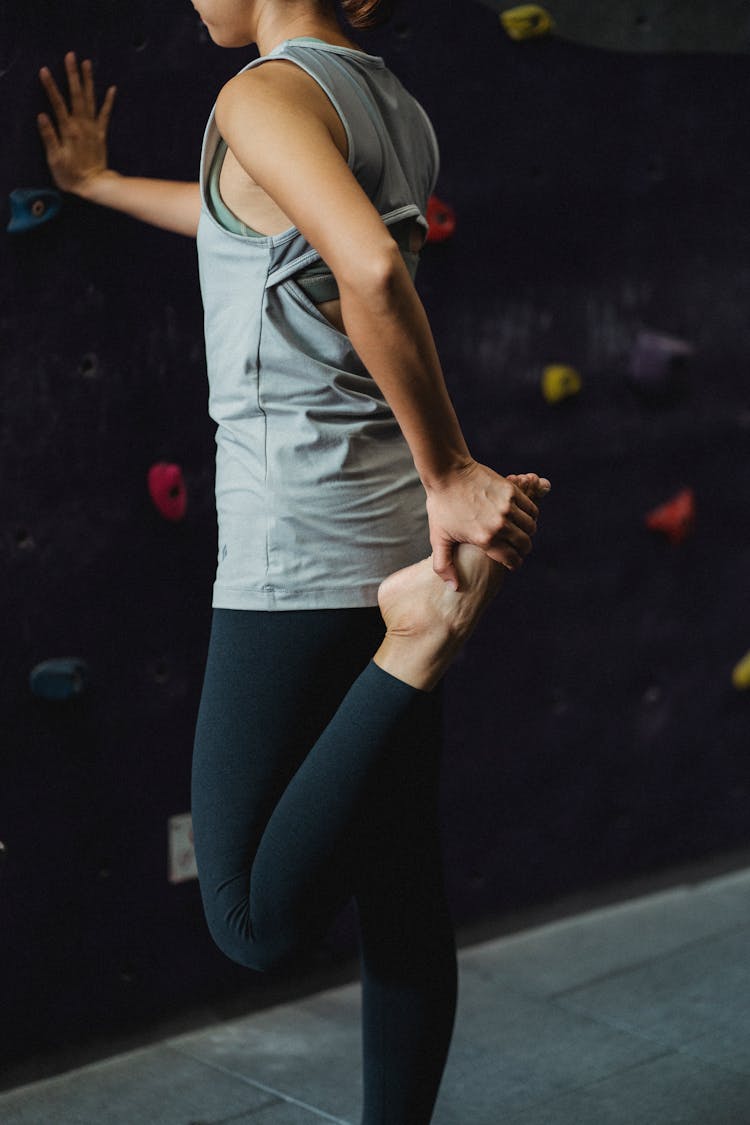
37,51 -> 116,195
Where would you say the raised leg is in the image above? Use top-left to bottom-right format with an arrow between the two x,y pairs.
191,605 -> 423,972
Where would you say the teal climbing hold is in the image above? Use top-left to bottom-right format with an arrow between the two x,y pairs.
7,188 -> 62,233
30,657 -> 89,701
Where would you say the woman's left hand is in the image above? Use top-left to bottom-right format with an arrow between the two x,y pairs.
425,461 -> 551,589
37,52 -> 117,197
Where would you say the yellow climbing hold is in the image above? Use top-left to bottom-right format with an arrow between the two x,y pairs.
500,5 -> 555,41
731,649 -> 750,690
542,365 -> 582,404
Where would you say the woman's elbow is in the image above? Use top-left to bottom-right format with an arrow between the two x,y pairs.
337,242 -> 402,296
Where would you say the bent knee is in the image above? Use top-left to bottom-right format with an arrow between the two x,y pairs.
207,918 -> 294,974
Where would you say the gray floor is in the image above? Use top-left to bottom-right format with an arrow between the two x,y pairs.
2,864 -> 750,1125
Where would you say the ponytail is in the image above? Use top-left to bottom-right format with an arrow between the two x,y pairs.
338,0 -> 396,29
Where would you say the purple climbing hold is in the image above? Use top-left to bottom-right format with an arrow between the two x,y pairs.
628,330 -> 694,403
30,657 -> 89,701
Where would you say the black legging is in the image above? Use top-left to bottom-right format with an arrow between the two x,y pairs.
191,606 -> 457,1125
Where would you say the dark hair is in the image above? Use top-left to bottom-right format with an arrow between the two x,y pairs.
339,0 -> 395,29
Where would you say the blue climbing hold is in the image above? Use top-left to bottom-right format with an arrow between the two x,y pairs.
7,188 -> 63,233
30,657 -> 89,701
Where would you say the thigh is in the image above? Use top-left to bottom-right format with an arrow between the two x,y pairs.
191,606 -> 384,888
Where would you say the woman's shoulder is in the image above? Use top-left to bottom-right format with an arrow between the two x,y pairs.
217,58 -> 350,162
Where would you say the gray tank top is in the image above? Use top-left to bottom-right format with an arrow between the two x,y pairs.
196,37 -> 440,610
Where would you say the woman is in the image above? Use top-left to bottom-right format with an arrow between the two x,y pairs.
38,3 -> 550,1121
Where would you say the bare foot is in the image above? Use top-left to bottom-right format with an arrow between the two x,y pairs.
374,472 -> 550,691
374,545 -> 505,691
507,472 -> 551,502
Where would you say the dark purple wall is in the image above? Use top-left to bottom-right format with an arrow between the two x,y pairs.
2,0 -> 748,1067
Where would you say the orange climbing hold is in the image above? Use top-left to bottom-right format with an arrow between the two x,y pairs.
645,487 -> 696,544
148,462 -> 187,522
425,195 -> 456,243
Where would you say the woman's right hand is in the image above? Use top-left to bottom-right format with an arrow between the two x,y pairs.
425,461 -> 550,589
37,51 -> 117,196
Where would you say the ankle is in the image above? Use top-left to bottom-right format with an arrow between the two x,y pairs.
373,627 -> 456,693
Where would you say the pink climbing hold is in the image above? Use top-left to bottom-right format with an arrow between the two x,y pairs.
148,462 -> 187,522
425,195 -> 456,243
645,487 -> 696,544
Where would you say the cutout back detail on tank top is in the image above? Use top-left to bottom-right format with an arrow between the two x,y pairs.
205,40 -> 423,304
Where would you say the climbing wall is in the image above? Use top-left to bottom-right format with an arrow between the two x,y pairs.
424,2 -> 750,921
1,0 -> 749,1068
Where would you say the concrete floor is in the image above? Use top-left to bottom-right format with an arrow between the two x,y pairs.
2,862 -> 750,1124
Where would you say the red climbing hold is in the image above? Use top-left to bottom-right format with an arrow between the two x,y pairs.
148,462 -> 187,522
645,487 -> 696,544
425,195 -> 456,243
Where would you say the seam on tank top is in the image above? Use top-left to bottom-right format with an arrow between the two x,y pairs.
213,580 -> 384,597
257,260 -> 271,576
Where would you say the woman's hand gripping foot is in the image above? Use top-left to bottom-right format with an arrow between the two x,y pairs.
374,473 -> 550,692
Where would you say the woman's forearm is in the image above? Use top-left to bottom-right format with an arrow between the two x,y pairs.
338,255 -> 472,491
75,170 -> 201,238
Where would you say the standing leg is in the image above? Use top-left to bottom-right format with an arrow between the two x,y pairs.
352,685 -> 457,1125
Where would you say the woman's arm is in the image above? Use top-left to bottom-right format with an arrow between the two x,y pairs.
216,63 -> 548,587
38,52 -> 201,238
74,171 -> 201,238
336,262 -> 544,581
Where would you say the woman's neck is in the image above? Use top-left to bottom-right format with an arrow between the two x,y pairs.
256,15 -> 362,58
